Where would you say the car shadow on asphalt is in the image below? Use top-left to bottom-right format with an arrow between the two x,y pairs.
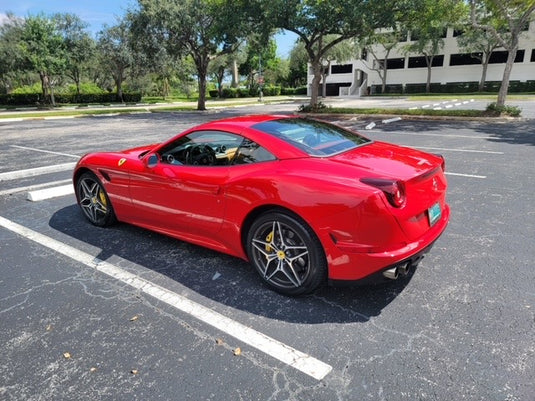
49,205 -> 416,325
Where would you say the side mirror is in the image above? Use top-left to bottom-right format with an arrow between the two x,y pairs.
146,153 -> 159,168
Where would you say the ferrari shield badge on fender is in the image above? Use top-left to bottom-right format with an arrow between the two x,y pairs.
118,158 -> 126,167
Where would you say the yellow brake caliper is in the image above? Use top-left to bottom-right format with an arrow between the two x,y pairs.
265,231 -> 273,253
98,190 -> 107,208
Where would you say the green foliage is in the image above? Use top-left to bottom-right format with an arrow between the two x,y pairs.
256,0 -> 407,106
374,81 -> 535,95
298,102 -> 329,113
208,85 -> 282,99
297,106 -> 491,117
58,82 -> 106,95
133,0 -> 255,110
470,0 -> 535,105
0,91 -> 141,106
486,102 -> 521,117
12,83 -> 43,94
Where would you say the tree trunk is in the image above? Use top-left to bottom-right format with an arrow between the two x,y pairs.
49,82 -> 56,107
321,60 -> 331,98
380,55 -> 389,94
479,53 -> 490,92
497,48 -> 517,107
197,67 -> 208,111
381,63 -> 387,94
310,60 -> 322,107
231,59 -> 239,88
217,66 -> 224,98
115,78 -> 124,103
425,55 -> 434,93
39,72 -> 50,105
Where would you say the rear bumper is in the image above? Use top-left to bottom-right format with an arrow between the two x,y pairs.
328,242 -> 433,286
326,204 -> 450,282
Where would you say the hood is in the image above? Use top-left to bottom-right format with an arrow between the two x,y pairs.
330,141 -> 442,181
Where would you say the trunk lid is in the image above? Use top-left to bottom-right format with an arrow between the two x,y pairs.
330,141 -> 442,181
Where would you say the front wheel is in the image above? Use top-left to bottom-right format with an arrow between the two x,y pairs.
76,172 -> 116,227
246,212 -> 327,295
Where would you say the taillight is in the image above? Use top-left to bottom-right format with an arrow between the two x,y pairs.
361,178 -> 406,208
435,154 -> 446,171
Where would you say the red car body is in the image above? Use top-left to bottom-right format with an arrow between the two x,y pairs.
74,115 -> 449,294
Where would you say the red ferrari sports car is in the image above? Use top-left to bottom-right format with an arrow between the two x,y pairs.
74,114 -> 449,295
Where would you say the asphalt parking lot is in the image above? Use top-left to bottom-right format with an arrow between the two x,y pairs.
1,105 -> 534,400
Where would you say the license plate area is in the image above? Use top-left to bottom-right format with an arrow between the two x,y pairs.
428,202 -> 441,226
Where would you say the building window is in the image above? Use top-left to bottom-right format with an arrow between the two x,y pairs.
450,53 -> 483,66
531,49 -> 535,62
331,64 -> 353,74
386,58 -> 405,69
489,50 -> 525,63
408,55 -> 444,68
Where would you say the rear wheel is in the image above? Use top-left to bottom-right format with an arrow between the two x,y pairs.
76,172 -> 116,227
247,212 -> 326,295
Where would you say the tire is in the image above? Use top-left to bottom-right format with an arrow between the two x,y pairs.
76,171 -> 116,227
246,211 -> 327,295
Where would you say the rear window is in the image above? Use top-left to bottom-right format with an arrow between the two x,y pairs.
252,118 -> 371,156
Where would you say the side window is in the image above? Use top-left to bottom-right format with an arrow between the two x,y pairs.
159,130 -> 242,166
231,139 -> 276,165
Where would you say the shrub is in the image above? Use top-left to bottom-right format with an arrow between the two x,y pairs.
0,92 -> 142,106
260,86 -> 281,96
237,88 -> 250,98
281,87 -> 295,95
486,102 -> 521,117
221,87 -> 239,98
298,101 -> 329,113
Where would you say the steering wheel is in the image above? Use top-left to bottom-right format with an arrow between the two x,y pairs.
187,144 -> 215,166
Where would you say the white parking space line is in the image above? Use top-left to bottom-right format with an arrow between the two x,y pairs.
416,146 -> 504,155
0,162 -> 76,181
412,99 -> 475,111
446,172 -> 486,179
10,145 -> 80,158
26,184 -> 74,201
0,179 -> 72,196
0,216 -> 333,381
386,131 -> 509,141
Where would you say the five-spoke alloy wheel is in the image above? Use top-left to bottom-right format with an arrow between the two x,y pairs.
247,212 -> 326,295
76,172 -> 116,227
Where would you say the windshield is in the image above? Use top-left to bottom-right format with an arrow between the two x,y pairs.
252,118 -> 371,156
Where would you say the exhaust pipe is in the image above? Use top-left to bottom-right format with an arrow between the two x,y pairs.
383,267 -> 399,280
383,263 -> 411,280
398,263 -> 411,277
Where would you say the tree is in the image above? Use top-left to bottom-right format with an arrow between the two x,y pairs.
258,0 -> 409,107
456,27 -> 501,92
208,53 -> 233,97
239,37 -> 280,92
0,13 -> 25,93
405,0 -> 465,93
470,0 -> 535,106
132,0 -> 253,110
97,20 -> 134,102
318,36 -> 358,97
286,42 -> 308,88
18,14 -> 67,105
56,14 -> 95,97
363,30 -> 407,94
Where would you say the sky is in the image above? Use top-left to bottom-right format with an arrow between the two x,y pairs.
0,0 -> 298,57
